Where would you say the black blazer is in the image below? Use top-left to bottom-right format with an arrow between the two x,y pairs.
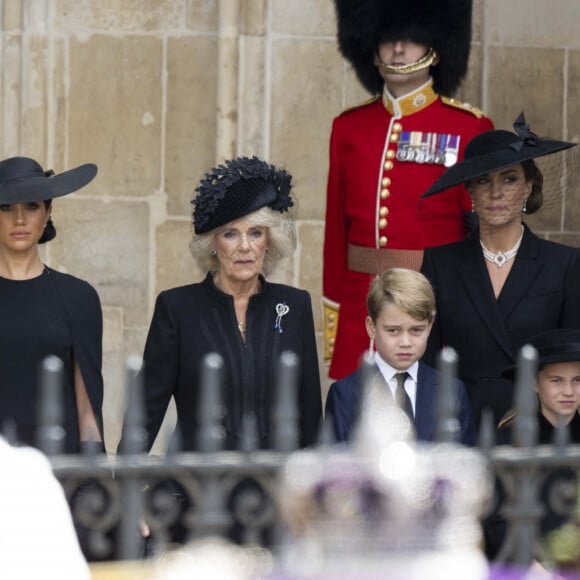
136,273 -> 322,451
325,361 -> 476,446
421,224 -> 580,426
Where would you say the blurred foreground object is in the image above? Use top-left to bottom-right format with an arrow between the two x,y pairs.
0,436 -> 90,579
278,396 -> 491,579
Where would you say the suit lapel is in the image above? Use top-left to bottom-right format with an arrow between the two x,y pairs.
457,235 -> 516,358
496,226 -> 543,320
414,362 -> 436,441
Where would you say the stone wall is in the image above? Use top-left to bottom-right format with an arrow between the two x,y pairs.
1,0 -> 579,452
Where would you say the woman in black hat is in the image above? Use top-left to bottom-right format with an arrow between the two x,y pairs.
0,156 -> 104,453
420,113 -> 580,430
136,156 -> 322,453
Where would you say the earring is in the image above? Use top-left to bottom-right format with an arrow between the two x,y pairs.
471,199 -> 476,213
210,249 -> 216,255
522,197 -> 528,214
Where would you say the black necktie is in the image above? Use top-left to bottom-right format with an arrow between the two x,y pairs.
394,372 -> 414,420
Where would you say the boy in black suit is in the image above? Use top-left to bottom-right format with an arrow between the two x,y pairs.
325,268 -> 475,445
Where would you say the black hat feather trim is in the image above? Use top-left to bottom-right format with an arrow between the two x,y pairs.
192,156 -> 293,234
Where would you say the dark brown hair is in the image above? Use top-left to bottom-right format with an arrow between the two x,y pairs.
521,159 -> 543,214
38,200 -> 56,244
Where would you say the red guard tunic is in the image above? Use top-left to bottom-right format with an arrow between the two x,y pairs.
323,79 -> 493,379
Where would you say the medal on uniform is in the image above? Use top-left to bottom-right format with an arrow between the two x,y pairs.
407,131 -> 421,162
396,132 -> 411,161
444,134 -> 460,167
435,133 -> 446,165
425,133 -> 437,164
396,131 -> 459,165
415,132 -> 429,164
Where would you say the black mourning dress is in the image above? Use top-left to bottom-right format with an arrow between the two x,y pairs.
0,267 -> 104,453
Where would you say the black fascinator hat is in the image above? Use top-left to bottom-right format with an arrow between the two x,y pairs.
0,157 -> 97,204
333,0 -> 473,96
421,112 -> 577,199
192,156 -> 294,235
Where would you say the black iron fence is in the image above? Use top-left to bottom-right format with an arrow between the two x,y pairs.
8,347 -> 580,568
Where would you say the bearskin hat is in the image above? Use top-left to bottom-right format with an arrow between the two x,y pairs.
334,0 -> 473,97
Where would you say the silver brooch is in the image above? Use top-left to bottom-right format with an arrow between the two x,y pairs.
274,302 -> 289,334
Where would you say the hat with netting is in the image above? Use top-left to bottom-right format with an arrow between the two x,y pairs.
192,156 -> 294,235
421,112 -> 577,199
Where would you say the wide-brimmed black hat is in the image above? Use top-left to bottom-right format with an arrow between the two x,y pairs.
503,329 -> 580,379
333,0 -> 473,96
192,156 -> 294,235
421,112 -> 577,198
0,157 -> 97,204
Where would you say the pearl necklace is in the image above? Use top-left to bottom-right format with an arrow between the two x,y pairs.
480,226 -> 524,268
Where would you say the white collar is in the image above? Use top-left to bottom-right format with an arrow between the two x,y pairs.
373,351 -> 419,383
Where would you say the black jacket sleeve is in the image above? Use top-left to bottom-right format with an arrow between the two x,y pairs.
140,291 -> 180,451
51,271 -> 105,444
297,291 -> 323,447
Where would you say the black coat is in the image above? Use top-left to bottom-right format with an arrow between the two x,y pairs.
421,224 -> 580,427
138,273 -> 322,451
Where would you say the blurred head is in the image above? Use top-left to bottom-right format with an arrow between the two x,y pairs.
366,268 -> 435,370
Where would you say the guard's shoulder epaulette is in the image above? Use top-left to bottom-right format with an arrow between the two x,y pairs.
497,409 -> 518,431
339,95 -> 381,116
441,96 -> 486,119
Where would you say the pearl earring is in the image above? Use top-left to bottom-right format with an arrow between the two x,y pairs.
522,198 -> 528,214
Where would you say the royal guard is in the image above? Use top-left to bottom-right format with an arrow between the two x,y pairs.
323,0 -> 494,379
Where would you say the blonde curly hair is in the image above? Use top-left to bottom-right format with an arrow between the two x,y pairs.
189,205 -> 296,277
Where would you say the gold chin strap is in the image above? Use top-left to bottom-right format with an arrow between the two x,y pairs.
374,47 -> 438,75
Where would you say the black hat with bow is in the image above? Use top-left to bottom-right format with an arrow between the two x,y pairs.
421,112 -> 577,199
